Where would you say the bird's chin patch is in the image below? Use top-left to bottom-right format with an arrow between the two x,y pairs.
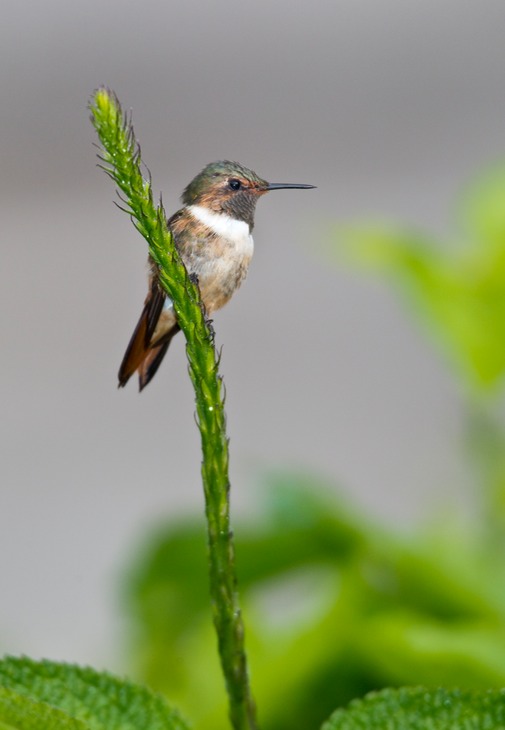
189,205 -> 251,243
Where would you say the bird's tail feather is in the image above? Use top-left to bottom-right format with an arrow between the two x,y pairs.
138,338 -> 172,391
118,282 -> 180,390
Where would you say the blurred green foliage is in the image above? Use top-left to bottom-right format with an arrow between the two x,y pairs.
121,166 -> 505,730
332,165 -> 505,394
123,474 -> 505,730
330,164 -> 505,529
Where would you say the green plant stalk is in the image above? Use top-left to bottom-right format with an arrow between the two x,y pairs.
89,88 -> 257,730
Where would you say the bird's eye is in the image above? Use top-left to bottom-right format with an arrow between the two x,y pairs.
228,178 -> 242,190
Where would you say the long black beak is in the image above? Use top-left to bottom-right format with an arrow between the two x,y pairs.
266,182 -> 316,190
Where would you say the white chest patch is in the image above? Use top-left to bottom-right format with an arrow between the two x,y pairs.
189,205 -> 254,257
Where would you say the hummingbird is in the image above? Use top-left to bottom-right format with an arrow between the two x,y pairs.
118,160 -> 315,391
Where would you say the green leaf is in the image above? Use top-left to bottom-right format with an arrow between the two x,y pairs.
0,687 -> 85,730
322,687 -> 505,729
0,656 -> 188,730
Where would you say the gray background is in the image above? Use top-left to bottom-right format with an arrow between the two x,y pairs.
2,0 -> 505,668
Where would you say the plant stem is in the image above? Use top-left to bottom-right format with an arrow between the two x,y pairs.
89,88 -> 257,730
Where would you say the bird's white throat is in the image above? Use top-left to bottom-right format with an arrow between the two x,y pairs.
189,205 -> 253,255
